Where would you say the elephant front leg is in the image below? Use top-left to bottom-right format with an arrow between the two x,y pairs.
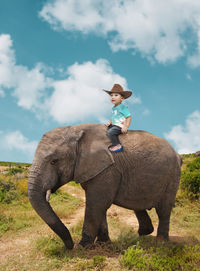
96,214 -> 110,243
79,204 -> 107,247
79,170 -> 119,247
134,210 -> 154,236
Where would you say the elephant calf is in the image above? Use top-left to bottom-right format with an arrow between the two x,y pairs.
28,123 -> 182,249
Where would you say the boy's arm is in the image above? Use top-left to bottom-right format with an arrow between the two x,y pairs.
121,116 -> 131,133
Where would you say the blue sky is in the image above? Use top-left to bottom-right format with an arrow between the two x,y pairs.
0,0 -> 200,163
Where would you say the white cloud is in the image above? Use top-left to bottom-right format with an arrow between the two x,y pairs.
0,130 -> 38,160
47,59 -> 128,123
0,34 -> 52,113
0,34 -> 138,124
187,29 -> 200,68
5,131 -> 38,154
39,0 -> 200,66
165,111 -> 200,154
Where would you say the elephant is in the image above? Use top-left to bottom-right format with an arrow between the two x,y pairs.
28,123 -> 182,249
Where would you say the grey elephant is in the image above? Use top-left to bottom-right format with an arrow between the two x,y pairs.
28,123 -> 182,249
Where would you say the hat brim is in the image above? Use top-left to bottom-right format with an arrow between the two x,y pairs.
103,89 -> 132,99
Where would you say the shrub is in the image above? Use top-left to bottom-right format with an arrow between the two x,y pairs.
121,244 -> 148,270
0,179 -> 18,203
5,167 -> 24,176
181,157 -> 200,199
120,242 -> 200,270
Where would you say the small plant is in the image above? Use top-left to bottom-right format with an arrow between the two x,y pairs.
0,215 -> 14,233
76,256 -> 106,271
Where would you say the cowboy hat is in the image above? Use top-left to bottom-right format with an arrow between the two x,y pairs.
103,84 -> 132,99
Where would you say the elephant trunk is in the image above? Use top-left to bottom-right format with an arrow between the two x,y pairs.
28,178 -> 74,249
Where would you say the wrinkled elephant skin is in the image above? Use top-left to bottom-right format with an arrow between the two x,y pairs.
28,123 -> 182,249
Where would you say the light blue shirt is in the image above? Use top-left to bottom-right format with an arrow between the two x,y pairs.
112,103 -> 131,128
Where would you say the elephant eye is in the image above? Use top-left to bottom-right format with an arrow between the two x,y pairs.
50,159 -> 59,165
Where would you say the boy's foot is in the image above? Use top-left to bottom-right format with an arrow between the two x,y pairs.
109,145 -> 123,152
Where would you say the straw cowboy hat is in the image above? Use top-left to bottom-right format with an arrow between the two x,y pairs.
103,84 -> 132,99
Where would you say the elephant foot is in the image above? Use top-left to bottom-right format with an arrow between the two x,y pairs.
79,233 -> 94,248
138,224 -> 154,236
96,232 -> 110,243
156,234 -> 169,242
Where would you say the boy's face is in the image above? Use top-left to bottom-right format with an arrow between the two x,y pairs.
110,93 -> 124,106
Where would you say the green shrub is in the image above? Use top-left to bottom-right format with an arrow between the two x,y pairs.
120,243 -> 200,270
181,157 -> 200,199
121,244 -> 148,270
0,180 -> 18,203
5,167 -> 24,176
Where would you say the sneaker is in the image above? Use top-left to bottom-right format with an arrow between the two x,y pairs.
109,145 -> 123,152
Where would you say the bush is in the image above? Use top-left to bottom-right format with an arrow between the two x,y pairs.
181,157 -> 200,199
120,242 -> 200,270
5,167 -> 24,176
0,180 -> 18,203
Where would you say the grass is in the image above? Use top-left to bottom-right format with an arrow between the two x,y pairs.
120,240 -> 200,270
0,158 -> 200,270
0,172 -> 83,238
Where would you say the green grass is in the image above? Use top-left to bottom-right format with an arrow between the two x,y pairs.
49,189 -> 82,218
120,240 -> 200,270
34,228 -> 200,271
0,173 -> 83,237
0,156 -> 200,270
35,236 -> 106,271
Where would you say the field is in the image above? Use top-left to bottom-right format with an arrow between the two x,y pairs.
0,156 -> 200,271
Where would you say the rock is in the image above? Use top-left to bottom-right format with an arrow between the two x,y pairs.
194,151 -> 200,157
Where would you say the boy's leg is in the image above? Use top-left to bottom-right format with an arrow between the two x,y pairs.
107,125 -> 122,146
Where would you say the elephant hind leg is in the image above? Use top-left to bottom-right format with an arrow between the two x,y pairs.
134,210 -> 154,236
155,202 -> 172,241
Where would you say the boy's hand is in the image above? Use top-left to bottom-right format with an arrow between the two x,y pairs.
105,121 -> 112,127
121,126 -> 128,134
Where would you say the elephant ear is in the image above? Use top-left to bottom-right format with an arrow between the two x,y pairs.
73,125 -> 115,183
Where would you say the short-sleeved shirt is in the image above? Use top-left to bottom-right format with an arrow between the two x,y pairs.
112,103 -> 131,128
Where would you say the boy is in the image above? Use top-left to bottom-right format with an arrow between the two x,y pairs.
103,84 -> 132,152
